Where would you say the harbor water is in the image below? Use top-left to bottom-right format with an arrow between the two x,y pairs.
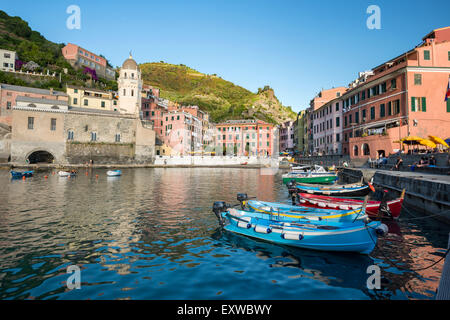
0,168 -> 448,300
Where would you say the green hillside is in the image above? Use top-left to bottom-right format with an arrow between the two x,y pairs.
0,10 -> 117,91
140,62 -> 296,124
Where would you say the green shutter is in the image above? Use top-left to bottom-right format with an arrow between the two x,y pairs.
421,97 -> 426,112
411,97 -> 416,112
447,99 -> 450,112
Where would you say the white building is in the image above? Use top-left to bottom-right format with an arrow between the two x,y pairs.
118,54 -> 142,115
0,49 -> 17,72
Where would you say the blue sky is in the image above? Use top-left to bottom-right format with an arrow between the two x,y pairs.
1,0 -> 449,112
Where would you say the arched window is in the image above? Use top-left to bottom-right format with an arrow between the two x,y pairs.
131,73 -> 134,78
124,72 -> 127,78
362,143 -> 370,156
353,145 -> 359,156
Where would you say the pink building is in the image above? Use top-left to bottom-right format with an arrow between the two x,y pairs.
61,43 -> 115,80
312,97 -> 344,155
342,26 -> 450,159
279,120 -> 294,152
162,110 -> 203,155
215,119 -> 276,156
0,84 -> 68,126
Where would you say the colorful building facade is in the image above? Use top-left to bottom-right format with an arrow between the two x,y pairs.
342,26 -> 450,159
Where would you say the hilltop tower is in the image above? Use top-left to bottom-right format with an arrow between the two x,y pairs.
118,53 -> 142,115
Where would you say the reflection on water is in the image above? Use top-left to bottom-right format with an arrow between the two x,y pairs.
0,168 -> 448,300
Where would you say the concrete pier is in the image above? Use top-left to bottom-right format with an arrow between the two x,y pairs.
437,233 -> 450,300
341,168 -> 450,224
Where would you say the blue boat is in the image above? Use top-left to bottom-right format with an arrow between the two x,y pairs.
235,193 -> 368,223
107,170 -> 122,177
10,170 -> 34,179
289,183 -> 371,197
213,202 -> 387,254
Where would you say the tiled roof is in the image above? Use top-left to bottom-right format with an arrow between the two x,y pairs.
0,83 -> 67,96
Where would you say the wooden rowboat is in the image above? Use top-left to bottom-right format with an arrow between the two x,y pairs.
296,192 -> 404,219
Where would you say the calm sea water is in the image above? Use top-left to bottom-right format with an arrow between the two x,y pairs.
0,168 -> 448,300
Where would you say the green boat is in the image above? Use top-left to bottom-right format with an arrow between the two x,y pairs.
282,172 -> 338,184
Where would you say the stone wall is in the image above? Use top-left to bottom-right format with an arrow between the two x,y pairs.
65,142 -> 135,164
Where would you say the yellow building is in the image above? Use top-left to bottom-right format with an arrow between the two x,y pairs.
66,85 -> 118,111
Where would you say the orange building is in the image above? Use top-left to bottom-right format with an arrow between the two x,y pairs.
342,26 -> 450,159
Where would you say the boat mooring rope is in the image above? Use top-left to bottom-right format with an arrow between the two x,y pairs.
366,224 -> 450,272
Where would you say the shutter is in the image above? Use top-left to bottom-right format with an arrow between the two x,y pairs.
421,97 -> 426,112
411,97 -> 416,112
447,99 -> 450,113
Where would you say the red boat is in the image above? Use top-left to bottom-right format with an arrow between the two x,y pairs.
296,191 -> 405,219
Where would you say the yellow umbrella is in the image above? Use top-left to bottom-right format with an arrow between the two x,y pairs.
428,135 -> 449,148
401,136 -> 422,142
417,138 -> 436,149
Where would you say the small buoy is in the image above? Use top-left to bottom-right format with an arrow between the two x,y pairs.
22,176 -> 26,180
44,176 -> 48,179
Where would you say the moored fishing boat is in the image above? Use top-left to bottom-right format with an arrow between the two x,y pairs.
242,198 -> 367,223
296,191 -> 404,219
212,202 -> 387,254
107,170 -> 122,176
10,170 -> 34,179
282,172 -> 338,184
288,182 -> 371,197
58,171 -> 77,177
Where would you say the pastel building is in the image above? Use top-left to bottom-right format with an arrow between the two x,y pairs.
215,119 -> 276,156
342,26 -> 450,159
293,110 -> 307,154
0,84 -> 68,126
162,110 -> 203,155
61,43 -> 116,80
0,49 -> 17,72
279,120 -> 294,152
312,97 -> 344,155
307,87 -> 347,155
66,85 -> 118,111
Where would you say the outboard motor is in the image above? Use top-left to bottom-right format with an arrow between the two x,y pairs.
377,190 -> 392,219
287,180 -> 297,196
237,193 -> 248,210
212,201 -> 228,227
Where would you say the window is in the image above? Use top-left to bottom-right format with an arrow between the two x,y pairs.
380,104 -> 385,117
50,118 -> 56,131
101,101 -> 105,108
370,106 -> 375,120
336,117 -> 340,127
448,51 -> 450,61
4,53 -> 10,58
73,98 -> 78,105
411,97 -> 426,112
28,117 -> 34,129
336,133 -> 340,142
424,50 -> 430,60
391,79 -> 397,89
6,101 -> 11,109
349,114 -> 352,124
344,116 -> 347,127
361,90 -> 366,100
336,103 -> 339,111
414,74 -> 422,85
394,99 -> 401,114
67,130 -> 74,140
447,99 -> 450,112
362,109 -> 366,121
131,90 -> 134,97
115,134 -> 121,142
84,99 -> 88,106
381,82 -> 387,93
91,132 -> 97,141
388,102 -> 392,116
355,111 -> 359,124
